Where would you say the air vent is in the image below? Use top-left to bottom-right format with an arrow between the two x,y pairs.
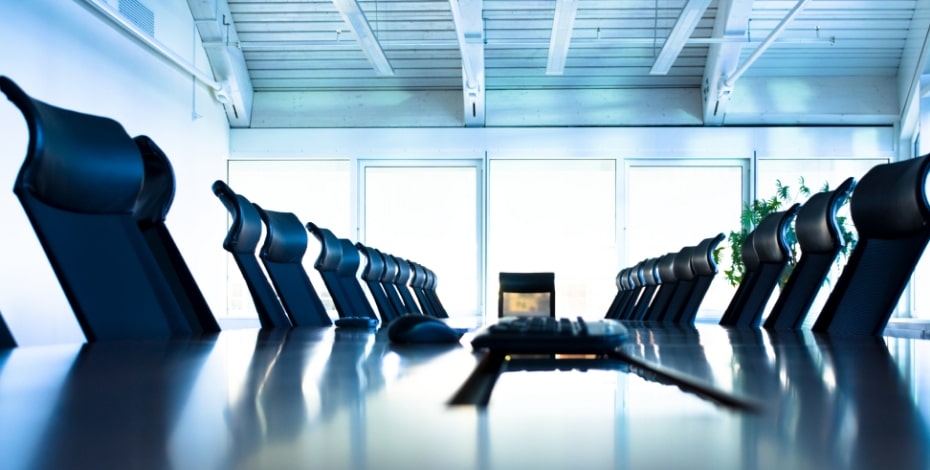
119,0 -> 154,36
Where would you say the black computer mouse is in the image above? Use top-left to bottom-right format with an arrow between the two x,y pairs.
387,315 -> 465,344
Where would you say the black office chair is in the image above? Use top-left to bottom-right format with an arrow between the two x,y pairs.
379,252 -> 413,316
719,205 -> 800,328
212,181 -> 292,329
628,258 -> 661,321
498,272 -> 556,317
336,239 -> 380,320
642,252 -> 680,322
133,136 -> 220,335
675,233 -> 726,324
0,313 -> 16,349
409,261 -> 441,317
356,243 -> 400,322
423,266 -> 450,318
305,222 -> 378,320
392,257 -> 423,315
2,76 -> 192,341
657,246 -> 698,322
764,177 -> 855,330
306,222 -> 352,318
604,267 -> 630,319
813,156 -> 930,336
616,262 -> 646,320
254,205 -> 333,327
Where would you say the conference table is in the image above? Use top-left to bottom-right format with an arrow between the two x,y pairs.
1,321 -> 929,469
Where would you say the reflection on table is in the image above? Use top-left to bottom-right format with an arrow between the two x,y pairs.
0,324 -> 928,469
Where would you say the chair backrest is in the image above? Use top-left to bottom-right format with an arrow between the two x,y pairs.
629,258 -> 660,321
356,243 -> 399,322
617,262 -> 646,320
393,257 -> 423,314
643,252 -> 680,322
2,76 -> 191,341
423,266 -> 450,318
409,261 -> 440,317
212,181 -> 291,329
305,222 -> 377,319
0,313 -> 16,349
813,156 -> 930,335
657,246 -> 699,322
720,205 -> 800,328
604,267 -> 629,319
498,272 -> 556,317
764,178 -> 855,330
306,222 -> 354,318
378,252 -> 411,315
133,136 -> 220,334
255,205 -> 332,327
675,233 -> 725,324
336,239 -> 379,320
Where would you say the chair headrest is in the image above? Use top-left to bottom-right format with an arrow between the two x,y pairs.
673,247 -> 696,281
305,222 -> 342,270
641,258 -> 660,285
656,253 -> 677,283
795,177 -> 855,253
380,253 -> 399,283
356,243 -> 384,280
256,206 -> 308,263
752,204 -> 800,263
691,233 -> 725,276
409,262 -> 426,288
336,239 -> 361,276
2,76 -> 143,214
132,135 -> 176,226
212,181 -> 262,253
851,156 -> 930,239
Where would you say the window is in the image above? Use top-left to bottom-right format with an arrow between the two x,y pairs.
488,159 -> 617,319
362,163 -> 482,317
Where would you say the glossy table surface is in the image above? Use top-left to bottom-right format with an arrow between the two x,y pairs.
1,322 -> 929,469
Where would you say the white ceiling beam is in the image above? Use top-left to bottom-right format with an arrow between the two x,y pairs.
650,0 -> 712,75
702,0 -> 753,125
332,0 -> 394,76
546,0 -> 579,75
724,0 -> 813,87
187,0 -> 254,127
706,0 -> 812,124
449,0 -> 485,127
898,0 -> 930,156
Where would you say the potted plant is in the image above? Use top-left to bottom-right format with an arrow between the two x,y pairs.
715,178 -> 857,288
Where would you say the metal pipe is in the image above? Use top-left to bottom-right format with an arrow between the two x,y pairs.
81,0 -> 223,92
724,0 -> 813,87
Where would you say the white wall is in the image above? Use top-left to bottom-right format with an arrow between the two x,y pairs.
0,0 -> 229,346
230,127 -> 896,161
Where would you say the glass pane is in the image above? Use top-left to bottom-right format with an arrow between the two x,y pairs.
364,165 -> 480,317
226,160 -> 351,319
501,292 -> 551,317
626,164 -> 744,320
756,158 -> 887,323
488,159 -> 617,319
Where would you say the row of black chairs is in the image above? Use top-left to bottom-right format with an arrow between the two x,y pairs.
605,233 -> 725,324
0,75 -> 450,345
609,153 -> 930,337
214,180 -> 449,327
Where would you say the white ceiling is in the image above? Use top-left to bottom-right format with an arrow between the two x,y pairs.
191,0 -> 930,128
